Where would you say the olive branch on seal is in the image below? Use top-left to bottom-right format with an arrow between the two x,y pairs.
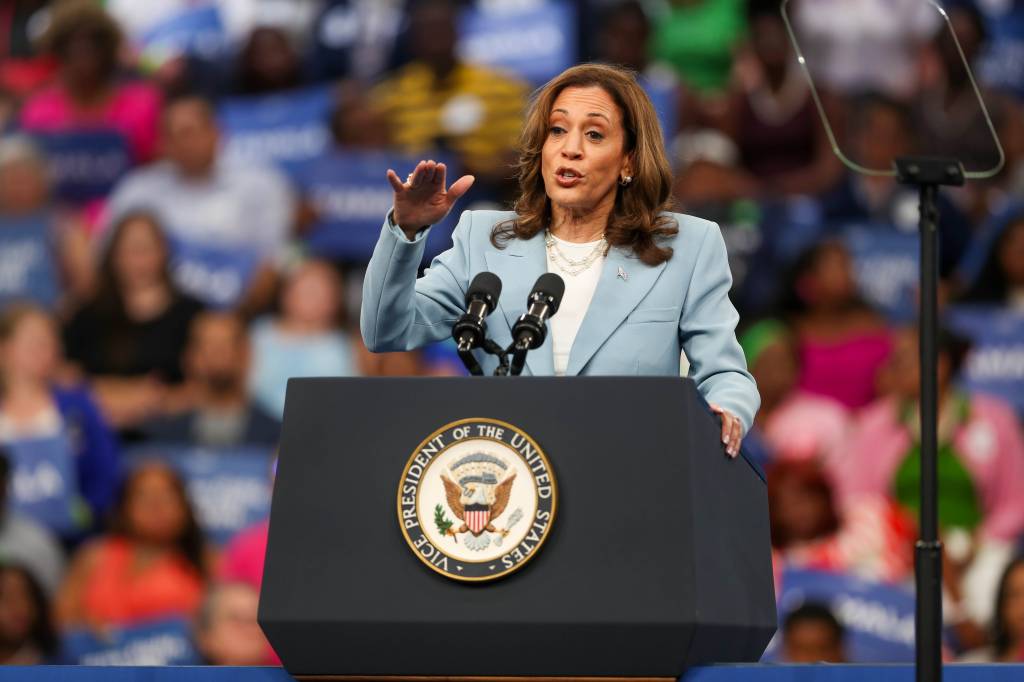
434,504 -> 454,538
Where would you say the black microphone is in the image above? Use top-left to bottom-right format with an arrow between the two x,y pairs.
452,272 -> 502,354
509,273 -> 565,375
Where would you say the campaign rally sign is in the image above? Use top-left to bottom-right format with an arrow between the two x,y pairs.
62,617 -> 201,665
34,130 -> 132,204
642,74 -> 679,145
0,215 -> 60,309
137,4 -> 228,68
168,237 -> 262,309
945,305 -> 1024,417
127,445 -> 273,546
457,0 -> 576,85
218,85 -> 334,176
977,0 -> 1024,99
763,568 -> 916,663
843,223 -> 920,324
294,150 -> 460,262
4,435 -> 79,536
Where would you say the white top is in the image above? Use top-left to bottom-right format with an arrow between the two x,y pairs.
545,235 -> 606,376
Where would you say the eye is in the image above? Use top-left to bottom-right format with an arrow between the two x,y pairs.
549,125 -> 566,136
586,130 -> 604,141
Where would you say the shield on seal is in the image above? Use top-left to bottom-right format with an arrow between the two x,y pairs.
464,504 -> 491,534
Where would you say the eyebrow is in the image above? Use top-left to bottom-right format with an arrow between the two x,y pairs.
551,108 -> 611,123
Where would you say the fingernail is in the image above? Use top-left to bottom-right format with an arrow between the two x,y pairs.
722,436 -> 730,444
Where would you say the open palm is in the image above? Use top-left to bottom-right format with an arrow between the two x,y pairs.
387,160 -> 475,237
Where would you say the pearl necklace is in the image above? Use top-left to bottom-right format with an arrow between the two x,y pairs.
544,230 -> 608,277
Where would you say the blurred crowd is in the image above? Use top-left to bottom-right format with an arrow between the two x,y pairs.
0,0 -> 1023,668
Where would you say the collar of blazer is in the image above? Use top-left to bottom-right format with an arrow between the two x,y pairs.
484,232 -> 668,376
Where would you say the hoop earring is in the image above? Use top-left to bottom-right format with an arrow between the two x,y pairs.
619,175 -> 633,187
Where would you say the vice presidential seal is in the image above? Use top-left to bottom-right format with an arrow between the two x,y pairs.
397,418 -> 557,581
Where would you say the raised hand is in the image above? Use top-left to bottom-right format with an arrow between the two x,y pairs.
386,160 -> 475,239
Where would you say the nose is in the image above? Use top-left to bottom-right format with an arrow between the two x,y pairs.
561,130 -> 583,160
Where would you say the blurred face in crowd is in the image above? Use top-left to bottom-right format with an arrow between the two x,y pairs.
0,568 -> 41,652
282,261 -> 342,331
768,463 -> 838,548
186,315 -> 249,395
882,328 -> 954,402
330,84 -> 392,149
937,9 -> 983,77
1002,563 -> 1024,652
0,310 -> 59,386
751,14 -> 790,76
125,465 -> 189,545
112,216 -> 169,290
409,1 -> 458,73
542,86 -> 632,220
197,583 -> 270,665
999,220 -> 1024,288
751,337 -> 798,408
854,104 -> 910,170
58,25 -> 116,90
241,27 -> 300,93
783,618 -> 845,663
163,100 -> 220,177
0,158 -> 48,215
797,243 -> 857,311
599,7 -> 649,72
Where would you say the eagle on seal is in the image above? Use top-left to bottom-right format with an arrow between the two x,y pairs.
441,452 -> 517,539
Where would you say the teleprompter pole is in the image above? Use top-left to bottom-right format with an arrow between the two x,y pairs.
895,157 -> 964,682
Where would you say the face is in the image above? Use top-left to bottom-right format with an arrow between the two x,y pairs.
770,469 -> 834,545
0,569 -> 39,647
409,3 -> 457,69
799,244 -> 857,310
1002,564 -> 1024,648
186,317 -> 248,392
282,263 -> 341,330
752,338 -> 798,406
751,15 -> 789,72
0,160 -> 48,214
198,584 -> 270,665
783,620 -> 844,663
245,28 -> 298,89
883,329 -> 954,401
126,467 -> 188,544
542,86 -> 631,219
599,10 -> 649,71
163,101 -> 219,176
59,26 -> 111,87
1,313 -> 59,385
855,106 -> 910,169
112,218 -> 167,288
999,221 -> 1024,287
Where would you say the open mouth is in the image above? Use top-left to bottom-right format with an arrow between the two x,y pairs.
555,167 -> 583,187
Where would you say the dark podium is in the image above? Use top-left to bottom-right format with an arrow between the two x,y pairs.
259,377 -> 775,680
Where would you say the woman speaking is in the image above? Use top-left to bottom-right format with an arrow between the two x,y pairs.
361,64 -> 758,457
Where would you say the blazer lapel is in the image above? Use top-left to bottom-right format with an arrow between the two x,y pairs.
565,247 -> 667,376
483,235 -> 554,377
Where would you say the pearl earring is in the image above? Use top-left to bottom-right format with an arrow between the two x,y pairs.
619,174 -> 633,186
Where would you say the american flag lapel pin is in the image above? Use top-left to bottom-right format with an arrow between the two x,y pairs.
617,266 -> 628,281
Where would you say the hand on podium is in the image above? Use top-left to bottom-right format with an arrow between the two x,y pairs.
386,159 -> 475,240
709,402 -> 743,458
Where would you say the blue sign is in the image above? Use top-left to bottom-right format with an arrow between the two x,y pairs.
34,130 -> 132,203
642,75 -> 679,144
0,215 -> 60,309
168,237 -> 261,309
127,445 -> 273,546
294,150 -> 459,262
5,435 -> 79,535
457,0 -> 577,85
218,86 -> 334,175
977,0 -> 1024,99
945,305 -> 1024,417
62,617 -> 201,665
138,5 -> 228,66
764,569 -> 917,663
843,224 -> 919,323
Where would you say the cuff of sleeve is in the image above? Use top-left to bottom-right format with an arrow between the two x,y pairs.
387,208 -> 431,244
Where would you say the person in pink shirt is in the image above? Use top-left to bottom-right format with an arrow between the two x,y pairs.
741,319 -> 851,463
831,326 -> 1024,637
781,240 -> 893,410
19,1 -> 160,164
218,519 -> 269,591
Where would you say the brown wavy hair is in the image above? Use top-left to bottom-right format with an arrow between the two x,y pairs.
492,63 -> 678,265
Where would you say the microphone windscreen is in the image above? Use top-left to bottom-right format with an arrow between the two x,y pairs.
531,273 -> 565,313
466,271 -> 502,310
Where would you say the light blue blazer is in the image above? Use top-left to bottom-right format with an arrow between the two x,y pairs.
360,210 -> 760,432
